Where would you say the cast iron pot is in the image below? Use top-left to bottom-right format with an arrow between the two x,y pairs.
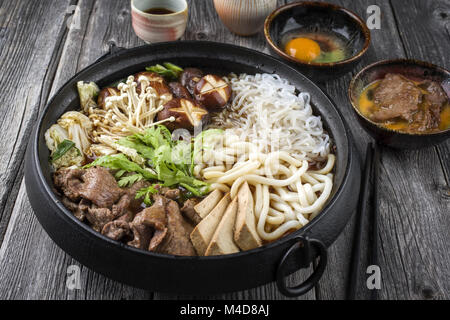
25,41 -> 361,297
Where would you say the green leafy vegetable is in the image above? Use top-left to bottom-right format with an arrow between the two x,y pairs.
76,81 -> 99,113
84,153 -> 156,180
85,124 -> 210,198
45,124 -> 69,153
115,169 -> 127,178
51,140 -> 77,162
118,173 -> 144,188
140,125 -> 173,149
117,136 -> 154,159
179,182 -> 209,197
163,62 -> 183,73
145,62 -> 183,81
50,139 -> 83,170
128,125 -> 209,196
135,184 -> 159,206
192,129 -> 223,172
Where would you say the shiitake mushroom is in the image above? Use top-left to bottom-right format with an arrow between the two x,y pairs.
134,71 -> 164,83
134,71 -> 171,96
157,98 -> 209,130
97,87 -> 119,108
180,68 -> 203,94
194,74 -> 231,110
169,82 -> 192,99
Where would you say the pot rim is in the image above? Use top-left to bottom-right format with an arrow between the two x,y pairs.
31,40 -> 353,261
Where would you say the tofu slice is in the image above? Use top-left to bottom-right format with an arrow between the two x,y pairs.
194,189 -> 223,219
205,198 -> 239,256
234,182 -> 262,250
190,193 -> 230,255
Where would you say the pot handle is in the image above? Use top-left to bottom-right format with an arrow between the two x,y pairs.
276,236 -> 328,297
94,42 -> 126,64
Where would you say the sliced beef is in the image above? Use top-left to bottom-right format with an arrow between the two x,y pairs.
125,180 -> 150,212
55,167 -> 123,208
410,108 -> 436,132
78,167 -> 123,208
421,80 -> 448,125
153,198 -> 196,256
128,211 -> 154,250
86,206 -> 117,232
141,195 -> 168,251
54,169 -> 85,201
408,80 -> 448,132
371,73 -> 422,122
61,197 -> 89,221
181,198 -> 202,225
101,210 -> 135,242
111,193 -> 131,217
420,80 -> 448,107
127,194 -> 195,255
55,167 -> 137,231
116,210 -> 135,223
55,167 -> 197,255
128,195 -> 167,250
83,194 -> 132,232
102,220 -> 132,241
160,187 -> 180,200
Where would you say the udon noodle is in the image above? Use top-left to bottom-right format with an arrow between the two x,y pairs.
195,73 -> 335,241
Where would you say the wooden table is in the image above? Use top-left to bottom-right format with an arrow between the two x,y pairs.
0,0 -> 448,300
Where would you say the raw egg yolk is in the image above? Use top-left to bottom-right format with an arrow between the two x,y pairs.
285,38 -> 321,62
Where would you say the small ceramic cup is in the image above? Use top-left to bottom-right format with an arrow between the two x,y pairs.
131,0 -> 188,43
213,0 -> 277,36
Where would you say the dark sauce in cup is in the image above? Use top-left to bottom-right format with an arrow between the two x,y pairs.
144,7 -> 174,15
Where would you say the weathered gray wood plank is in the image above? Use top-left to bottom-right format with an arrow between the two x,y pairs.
311,0 -> 407,300
318,0 -> 450,300
374,0 -> 450,299
0,0 -> 72,244
306,0 -> 450,300
0,0 -> 150,300
376,148 -> 449,299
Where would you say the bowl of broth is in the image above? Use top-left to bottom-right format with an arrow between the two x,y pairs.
264,1 -> 370,82
131,0 -> 188,43
349,59 -> 450,149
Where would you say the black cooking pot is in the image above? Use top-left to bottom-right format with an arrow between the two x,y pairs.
25,41 -> 361,297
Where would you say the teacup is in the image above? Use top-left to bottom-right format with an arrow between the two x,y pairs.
131,0 -> 188,43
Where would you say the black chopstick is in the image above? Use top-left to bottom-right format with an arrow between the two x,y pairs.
346,142 -> 374,300
370,143 -> 380,300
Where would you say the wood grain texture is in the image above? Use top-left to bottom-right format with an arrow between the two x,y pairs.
0,0 -> 72,245
0,0 -> 149,300
317,0 -> 450,300
0,0 -> 448,300
376,0 -> 450,300
312,0 -> 407,300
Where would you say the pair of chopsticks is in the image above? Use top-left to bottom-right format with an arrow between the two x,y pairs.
346,142 -> 380,300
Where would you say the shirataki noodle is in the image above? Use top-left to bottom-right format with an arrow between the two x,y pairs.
195,73 -> 335,241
